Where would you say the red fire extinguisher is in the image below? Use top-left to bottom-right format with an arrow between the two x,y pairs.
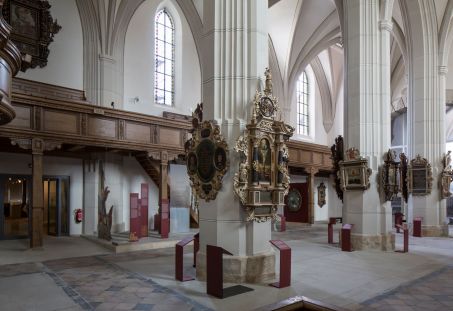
74,209 -> 83,223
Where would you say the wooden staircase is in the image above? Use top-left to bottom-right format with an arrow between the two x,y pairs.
135,153 -> 161,187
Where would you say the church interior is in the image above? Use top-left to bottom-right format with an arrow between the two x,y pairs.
1,0 -> 453,310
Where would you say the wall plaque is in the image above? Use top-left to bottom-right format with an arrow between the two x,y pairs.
440,151 -> 452,199
317,182 -> 326,207
233,68 -> 294,222
408,154 -> 432,196
2,0 -> 61,71
381,149 -> 400,201
185,104 -> 229,202
338,147 -> 372,191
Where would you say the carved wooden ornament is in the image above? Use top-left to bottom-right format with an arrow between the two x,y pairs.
185,116 -> 229,202
2,0 -> 61,71
233,68 -> 294,222
381,149 -> 400,201
408,154 -> 433,196
440,151 -> 452,199
338,147 -> 372,191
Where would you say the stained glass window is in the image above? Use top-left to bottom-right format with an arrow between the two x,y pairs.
154,10 -> 174,106
296,71 -> 309,135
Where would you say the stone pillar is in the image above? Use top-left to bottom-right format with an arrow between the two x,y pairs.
159,151 -> 169,239
196,0 -> 274,283
307,168 -> 318,224
405,2 -> 447,237
342,0 -> 394,250
31,139 -> 44,248
0,0 -> 21,125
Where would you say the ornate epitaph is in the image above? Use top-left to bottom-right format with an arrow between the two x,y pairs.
381,149 -> 400,201
185,103 -> 229,202
440,151 -> 452,199
408,154 -> 433,196
317,182 -> 326,207
338,147 -> 372,191
233,68 -> 294,222
331,135 -> 344,201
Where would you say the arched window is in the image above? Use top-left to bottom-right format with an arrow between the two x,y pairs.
296,71 -> 309,135
154,10 -> 175,106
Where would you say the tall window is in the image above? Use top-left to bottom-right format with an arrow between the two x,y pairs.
154,10 -> 175,106
297,71 -> 309,135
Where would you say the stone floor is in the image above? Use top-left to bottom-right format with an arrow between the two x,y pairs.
0,224 -> 452,310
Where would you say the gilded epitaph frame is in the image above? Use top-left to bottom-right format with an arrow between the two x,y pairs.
381,149 -> 400,201
407,154 -> 432,196
338,148 -> 372,191
233,68 -> 294,222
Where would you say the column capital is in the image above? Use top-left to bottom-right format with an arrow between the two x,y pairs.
379,20 -> 393,33
439,66 -> 448,76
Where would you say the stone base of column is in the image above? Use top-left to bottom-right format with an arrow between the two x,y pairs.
30,208 -> 43,248
421,225 -> 448,237
351,233 -> 395,251
196,251 -> 275,283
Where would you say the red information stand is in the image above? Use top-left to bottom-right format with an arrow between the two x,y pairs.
206,245 -> 254,298
395,224 -> 409,253
160,198 -> 170,238
175,236 -> 195,282
207,245 -> 232,298
341,224 -> 353,252
129,193 -> 140,241
140,183 -> 149,237
193,233 -> 199,268
328,218 -> 336,244
413,217 -> 422,237
269,240 -> 291,288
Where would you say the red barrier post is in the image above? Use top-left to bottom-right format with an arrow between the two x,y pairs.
328,217 -> 336,244
193,233 -> 199,267
269,240 -> 291,288
341,224 -> 353,252
175,236 -> 195,282
413,217 -> 422,237
206,245 -> 233,298
395,224 -> 409,253
394,212 -> 403,233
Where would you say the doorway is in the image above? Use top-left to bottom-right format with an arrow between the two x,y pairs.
284,183 -> 309,223
0,174 -> 69,239
0,175 -> 32,239
43,177 -> 70,236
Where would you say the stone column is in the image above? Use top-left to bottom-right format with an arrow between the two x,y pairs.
405,2 -> 447,237
197,0 -> 274,283
159,151 -> 169,239
31,139 -> 44,248
342,0 -> 394,250
0,0 -> 21,125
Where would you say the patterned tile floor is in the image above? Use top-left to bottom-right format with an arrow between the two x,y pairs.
1,225 -> 453,310
0,254 -> 211,311
360,265 -> 453,311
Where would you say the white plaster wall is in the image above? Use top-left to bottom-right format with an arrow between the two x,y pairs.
123,0 -> 201,117
16,0 -> 83,90
0,152 -> 83,235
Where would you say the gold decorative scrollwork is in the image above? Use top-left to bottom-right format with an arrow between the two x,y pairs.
233,68 -> 294,222
185,112 -> 229,202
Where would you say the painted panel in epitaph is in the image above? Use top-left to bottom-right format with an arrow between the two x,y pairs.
408,155 -> 433,196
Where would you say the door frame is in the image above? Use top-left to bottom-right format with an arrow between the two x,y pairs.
43,175 -> 70,236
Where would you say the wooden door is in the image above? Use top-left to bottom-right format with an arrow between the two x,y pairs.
284,183 -> 309,223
